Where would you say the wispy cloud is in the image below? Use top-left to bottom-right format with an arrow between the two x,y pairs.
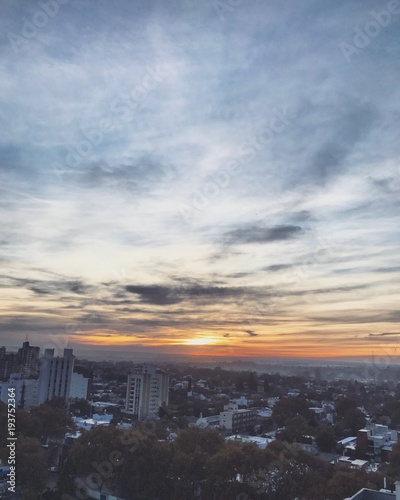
223,225 -> 304,245
0,0 -> 399,357
245,330 -> 258,337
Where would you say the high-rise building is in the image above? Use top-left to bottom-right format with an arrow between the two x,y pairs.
70,365 -> 93,400
38,348 -> 75,404
125,366 -> 169,419
0,348 -> 17,382
17,341 -> 40,378
0,374 -> 39,409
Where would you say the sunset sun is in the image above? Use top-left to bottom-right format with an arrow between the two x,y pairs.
184,337 -> 219,346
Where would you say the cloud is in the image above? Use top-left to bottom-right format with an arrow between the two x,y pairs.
0,275 -> 89,297
368,332 -> 400,337
245,330 -> 258,337
125,282 -> 249,305
263,264 -> 294,272
372,267 -> 400,274
310,311 -> 400,325
0,0 -> 399,356
223,225 -> 304,245
284,100 -> 381,188
125,285 -> 180,305
77,155 -> 177,192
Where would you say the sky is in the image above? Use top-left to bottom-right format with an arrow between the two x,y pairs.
0,0 -> 399,360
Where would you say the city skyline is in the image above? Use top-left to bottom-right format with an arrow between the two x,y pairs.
1,0 -> 400,359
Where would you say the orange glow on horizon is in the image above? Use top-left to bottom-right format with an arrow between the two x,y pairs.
68,331 -> 400,361
184,337 -> 221,346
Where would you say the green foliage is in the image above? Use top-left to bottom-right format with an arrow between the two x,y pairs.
54,423 -> 387,500
272,396 -> 313,426
335,397 -> 357,419
235,373 -> 245,392
388,442 -> 400,480
342,408 -> 366,435
280,414 -> 314,443
316,425 -> 336,452
175,427 -> 224,456
247,372 -> 258,392
16,436 -> 47,498
20,403 -> 74,442
326,470 -> 376,500
69,398 -> 91,416
263,375 -> 270,393
118,436 -> 173,500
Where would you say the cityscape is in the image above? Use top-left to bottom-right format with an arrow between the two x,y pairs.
1,0 -> 400,499
1,340 -> 400,498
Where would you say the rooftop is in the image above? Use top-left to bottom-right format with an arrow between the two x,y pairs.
347,489 -> 395,499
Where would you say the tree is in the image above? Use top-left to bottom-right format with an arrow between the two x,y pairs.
70,398 -> 91,416
170,428 -> 225,499
391,408 -> 400,427
174,427 -> 224,456
204,441 -> 267,500
263,375 -> 270,394
118,436 -> 173,500
272,396 -> 312,426
16,436 -> 47,499
235,374 -> 245,392
343,408 -> 366,435
29,403 -> 74,442
316,425 -> 336,452
247,372 -> 258,392
335,397 -> 357,419
205,444 -> 248,499
261,443 -> 331,500
326,470 -> 375,500
46,396 -> 67,409
281,415 -> 313,443
388,442 -> 400,480
59,425 -> 125,497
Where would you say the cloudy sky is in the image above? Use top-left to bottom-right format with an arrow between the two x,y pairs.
0,0 -> 399,359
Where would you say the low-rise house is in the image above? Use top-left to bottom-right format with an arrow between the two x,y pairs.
357,424 -> 399,462
346,481 -> 400,499
220,406 -> 257,433
226,434 -> 273,449
195,414 -> 220,429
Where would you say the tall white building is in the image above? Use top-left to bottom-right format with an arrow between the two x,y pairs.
125,366 -> 169,419
0,374 -> 39,409
70,366 -> 92,400
38,348 -> 75,404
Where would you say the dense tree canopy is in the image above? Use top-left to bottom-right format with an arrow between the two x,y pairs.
55,425 -> 385,500
272,396 -> 313,426
16,436 -> 47,499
